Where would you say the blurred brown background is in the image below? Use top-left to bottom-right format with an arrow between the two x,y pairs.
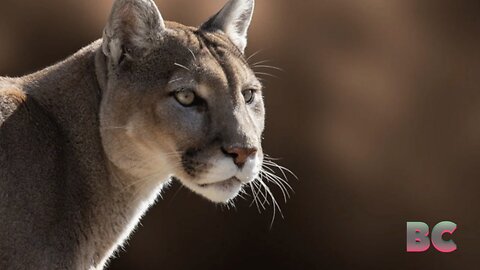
2,0 -> 480,269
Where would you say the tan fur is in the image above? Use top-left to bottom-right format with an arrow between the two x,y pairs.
0,88 -> 27,124
0,88 -> 27,104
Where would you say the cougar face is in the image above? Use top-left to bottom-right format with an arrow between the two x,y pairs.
99,1 -> 264,203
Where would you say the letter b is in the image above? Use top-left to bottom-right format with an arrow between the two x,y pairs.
406,222 -> 430,252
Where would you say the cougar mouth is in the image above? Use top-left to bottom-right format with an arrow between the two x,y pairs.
198,177 -> 242,189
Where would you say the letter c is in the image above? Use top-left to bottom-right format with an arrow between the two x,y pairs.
431,221 -> 457,253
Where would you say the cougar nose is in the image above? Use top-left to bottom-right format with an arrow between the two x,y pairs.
222,146 -> 258,167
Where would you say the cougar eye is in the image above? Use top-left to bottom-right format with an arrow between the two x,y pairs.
174,89 -> 196,107
242,89 -> 255,104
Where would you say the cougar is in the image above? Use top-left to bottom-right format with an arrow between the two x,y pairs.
0,0 -> 291,269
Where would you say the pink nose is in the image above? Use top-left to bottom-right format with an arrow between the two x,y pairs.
222,147 -> 258,167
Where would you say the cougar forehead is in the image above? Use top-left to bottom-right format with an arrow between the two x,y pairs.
129,21 -> 264,139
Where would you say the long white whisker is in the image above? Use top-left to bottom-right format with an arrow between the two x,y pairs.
258,178 -> 284,228
263,160 -> 299,180
168,77 -> 184,84
251,59 -> 271,66
174,63 -> 190,71
261,170 -> 290,202
187,48 -> 197,62
263,155 -> 282,161
254,72 -> 279,79
260,171 -> 288,203
252,65 -> 284,72
253,179 -> 270,207
246,49 -> 263,62
261,167 -> 294,192
236,192 -> 247,201
262,163 -> 294,186
249,182 -> 262,213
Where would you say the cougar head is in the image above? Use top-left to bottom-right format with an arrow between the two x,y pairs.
97,0 -> 264,203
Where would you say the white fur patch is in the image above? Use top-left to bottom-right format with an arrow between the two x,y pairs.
183,152 -> 262,203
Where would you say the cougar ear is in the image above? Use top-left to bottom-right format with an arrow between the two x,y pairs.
102,0 -> 165,65
200,0 -> 255,53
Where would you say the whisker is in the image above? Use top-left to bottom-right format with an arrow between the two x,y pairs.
254,179 -> 270,207
260,171 -> 288,203
252,65 -> 284,72
257,178 -> 284,228
263,160 -> 299,180
168,77 -> 184,84
239,188 -> 250,197
262,163 -> 295,189
239,155 -> 297,227
187,48 -> 197,63
262,173 -> 294,200
262,168 -> 291,196
263,155 -> 282,161
254,72 -> 279,79
250,181 -> 268,211
228,199 -> 238,211
174,63 -> 190,71
253,180 -> 269,209
251,60 -> 271,67
260,170 -> 291,201
249,182 -> 262,212
237,192 -> 247,201
238,188 -> 250,201
246,49 -> 263,62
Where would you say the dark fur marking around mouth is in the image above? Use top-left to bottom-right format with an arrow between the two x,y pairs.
181,148 -> 204,177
